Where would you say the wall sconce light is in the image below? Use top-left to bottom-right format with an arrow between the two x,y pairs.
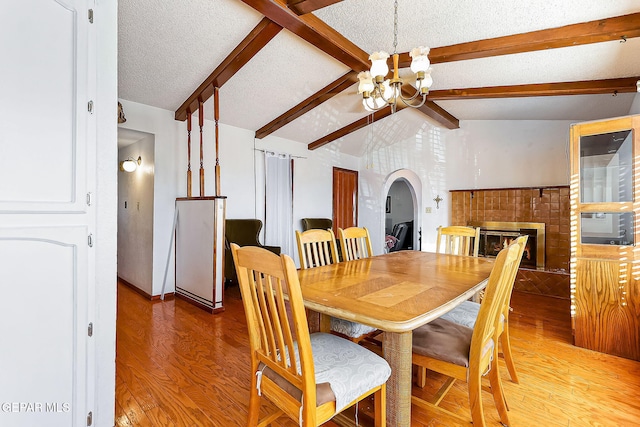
637,79 -> 640,92
120,156 -> 141,172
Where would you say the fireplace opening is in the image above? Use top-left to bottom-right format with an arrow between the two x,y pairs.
470,221 -> 545,270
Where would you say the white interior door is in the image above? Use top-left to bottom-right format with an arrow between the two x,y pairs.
0,1 -> 95,426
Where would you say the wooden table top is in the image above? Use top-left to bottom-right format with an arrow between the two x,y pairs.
297,251 -> 495,333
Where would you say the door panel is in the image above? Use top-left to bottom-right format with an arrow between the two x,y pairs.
574,258 -> 640,360
332,167 -> 358,233
0,227 -> 89,426
0,0 -> 88,212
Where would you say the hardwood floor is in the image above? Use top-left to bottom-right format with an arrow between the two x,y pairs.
115,280 -> 640,426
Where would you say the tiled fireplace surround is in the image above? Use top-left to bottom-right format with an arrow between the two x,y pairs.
450,186 -> 570,299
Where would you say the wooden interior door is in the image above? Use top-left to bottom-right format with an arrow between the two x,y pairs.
570,115 -> 640,361
332,167 -> 358,234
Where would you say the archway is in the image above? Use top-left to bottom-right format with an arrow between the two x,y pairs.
382,169 -> 422,251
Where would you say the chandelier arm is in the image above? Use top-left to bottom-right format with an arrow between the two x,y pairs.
398,89 -> 423,103
399,94 -> 428,109
363,95 -> 389,112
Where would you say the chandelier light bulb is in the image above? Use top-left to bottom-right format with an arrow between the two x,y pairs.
369,51 -> 390,80
357,71 -> 374,94
409,46 -> 430,73
422,71 -> 433,89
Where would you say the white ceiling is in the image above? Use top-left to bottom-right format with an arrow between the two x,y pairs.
118,0 -> 640,154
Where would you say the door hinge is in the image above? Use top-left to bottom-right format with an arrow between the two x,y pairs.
88,322 -> 93,337
87,411 -> 93,426
88,234 -> 93,248
86,192 -> 92,206
88,9 -> 94,23
88,100 -> 93,113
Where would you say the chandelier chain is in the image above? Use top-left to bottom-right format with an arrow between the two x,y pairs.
393,0 -> 398,54
356,0 -> 431,113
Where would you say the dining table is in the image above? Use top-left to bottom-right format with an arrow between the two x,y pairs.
297,250 -> 495,427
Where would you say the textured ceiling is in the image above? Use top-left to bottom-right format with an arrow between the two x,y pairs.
118,0 -> 640,153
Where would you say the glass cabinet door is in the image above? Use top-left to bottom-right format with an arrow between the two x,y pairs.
579,129 -> 634,245
580,130 -> 633,203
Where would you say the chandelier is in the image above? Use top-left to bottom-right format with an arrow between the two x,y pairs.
357,0 -> 433,113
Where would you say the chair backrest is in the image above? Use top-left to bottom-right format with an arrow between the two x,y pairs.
230,244 -> 317,416
338,227 -> 374,261
301,218 -> 333,232
436,225 -> 480,257
502,235 -> 527,316
390,222 -> 409,252
296,229 -> 339,269
226,219 -> 264,246
469,237 -> 526,369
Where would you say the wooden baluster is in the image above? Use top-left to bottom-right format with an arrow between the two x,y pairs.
186,111 -> 192,198
214,87 -> 221,197
199,100 -> 205,197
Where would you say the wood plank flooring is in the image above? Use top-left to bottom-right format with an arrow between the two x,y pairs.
115,280 -> 640,426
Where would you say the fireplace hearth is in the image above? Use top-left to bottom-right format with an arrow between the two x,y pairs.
470,221 -> 545,270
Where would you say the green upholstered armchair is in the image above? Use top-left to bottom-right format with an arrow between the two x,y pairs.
224,219 -> 281,285
301,218 -> 333,231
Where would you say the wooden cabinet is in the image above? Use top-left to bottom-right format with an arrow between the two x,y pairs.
570,115 -> 640,360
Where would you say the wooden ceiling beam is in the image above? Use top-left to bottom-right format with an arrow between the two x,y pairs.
415,101 -> 460,129
287,0 -> 343,15
174,18 -> 282,121
308,105 -> 403,151
396,12 -> 640,67
240,0 -> 370,71
428,77 -> 640,100
255,71 -> 358,139
256,12 -> 640,142
306,85 -> 460,151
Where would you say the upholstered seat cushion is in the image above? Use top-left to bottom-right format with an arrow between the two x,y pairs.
440,300 -> 480,328
262,333 -> 390,413
330,318 -> 378,339
440,300 -> 504,329
311,333 -> 390,412
413,318 -> 476,367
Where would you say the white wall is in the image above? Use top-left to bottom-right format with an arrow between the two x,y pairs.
118,100 -> 180,296
117,136 -> 154,294
358,119 -> 573,252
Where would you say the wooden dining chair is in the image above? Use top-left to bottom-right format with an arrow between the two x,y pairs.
436,225 -> 480,257
338,227 -> 374,261
231,244 -> 390,427
411,239 -> 525,427
295,229 -> 379,343
439,235 -> 528,384
295,229 -> 339,269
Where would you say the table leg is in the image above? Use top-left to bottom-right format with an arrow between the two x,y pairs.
383,331 -> 412,427
318,313 -> 331,333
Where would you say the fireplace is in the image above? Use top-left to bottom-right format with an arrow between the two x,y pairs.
469,221 -> 545,270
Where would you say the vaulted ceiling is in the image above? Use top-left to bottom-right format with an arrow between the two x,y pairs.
118,0 -> 640,156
